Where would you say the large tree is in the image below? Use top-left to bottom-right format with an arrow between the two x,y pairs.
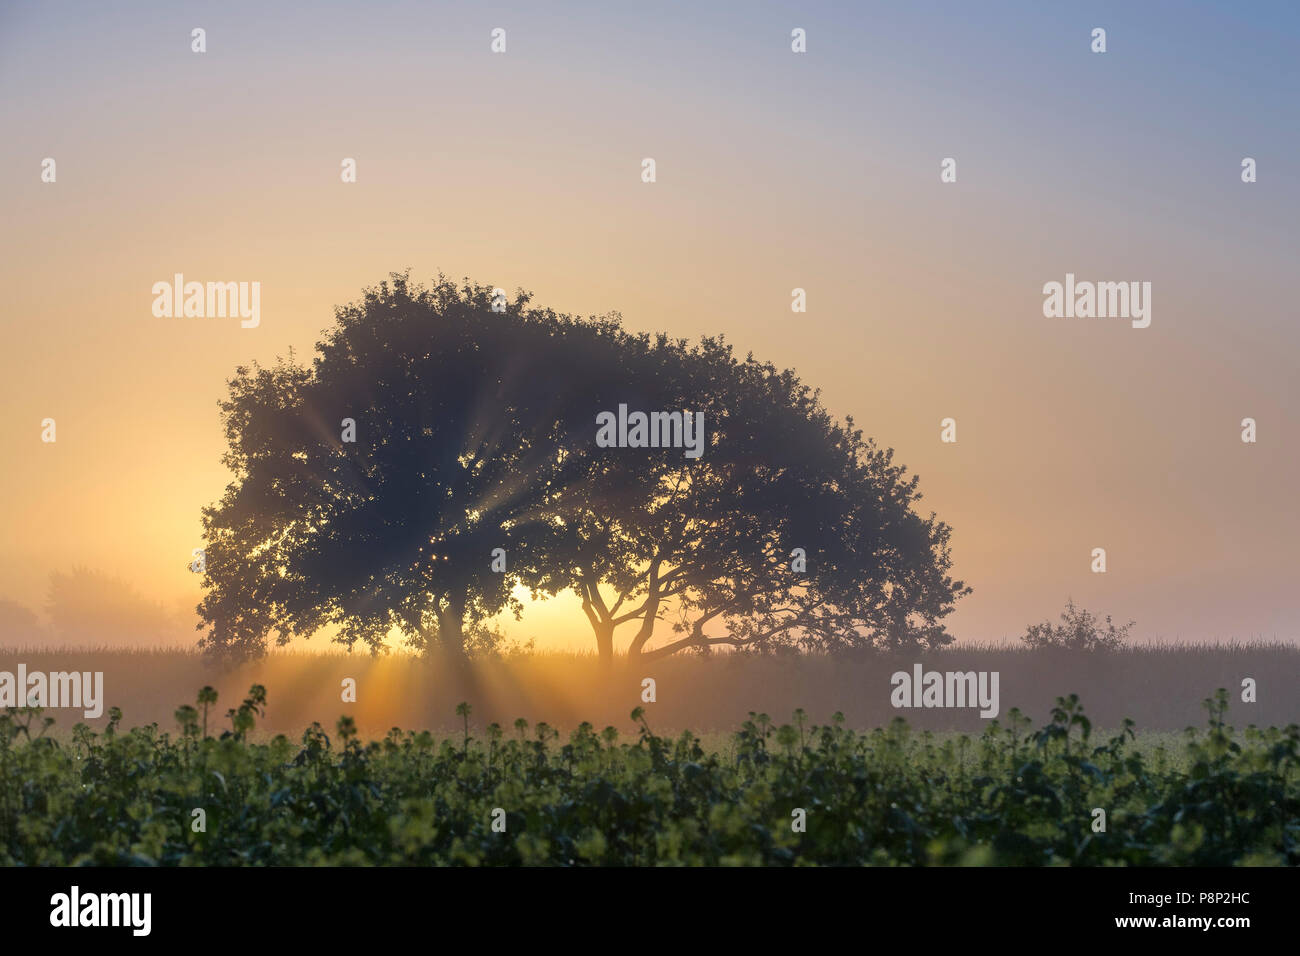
198,273 -> 968,665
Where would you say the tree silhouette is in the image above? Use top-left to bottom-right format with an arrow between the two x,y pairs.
197,272 -> 968,665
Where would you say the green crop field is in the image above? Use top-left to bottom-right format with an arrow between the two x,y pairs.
2,685 -> 1295,866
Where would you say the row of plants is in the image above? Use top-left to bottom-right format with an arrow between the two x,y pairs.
0,686 -> 1295,865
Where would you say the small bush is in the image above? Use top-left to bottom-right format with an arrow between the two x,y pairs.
1021,599 -> 1133,651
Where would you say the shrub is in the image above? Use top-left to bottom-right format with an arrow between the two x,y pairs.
1021,599 -> 1133,651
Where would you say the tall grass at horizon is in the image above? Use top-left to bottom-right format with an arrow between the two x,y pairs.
0,643 -> 1294,738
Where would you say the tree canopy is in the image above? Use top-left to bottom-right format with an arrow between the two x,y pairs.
197,273 -> 968,665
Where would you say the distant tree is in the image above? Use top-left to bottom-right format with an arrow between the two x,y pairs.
45,567 -> 181,647
1021,599 -> 1133,651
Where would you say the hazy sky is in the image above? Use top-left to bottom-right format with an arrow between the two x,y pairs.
3,1 -> 1298,649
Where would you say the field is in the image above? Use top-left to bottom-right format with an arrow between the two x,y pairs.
3,644 -> 1297,865
1,680 -> 1296,866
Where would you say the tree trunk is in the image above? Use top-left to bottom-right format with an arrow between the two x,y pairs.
435,594 -> 468,661
626,563 -> 663,665
594,621 -> 614,670
626,615 -> 658,668
579,580 -> 616,672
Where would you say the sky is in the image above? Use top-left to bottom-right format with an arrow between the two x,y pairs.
2,0 -> 1298,650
